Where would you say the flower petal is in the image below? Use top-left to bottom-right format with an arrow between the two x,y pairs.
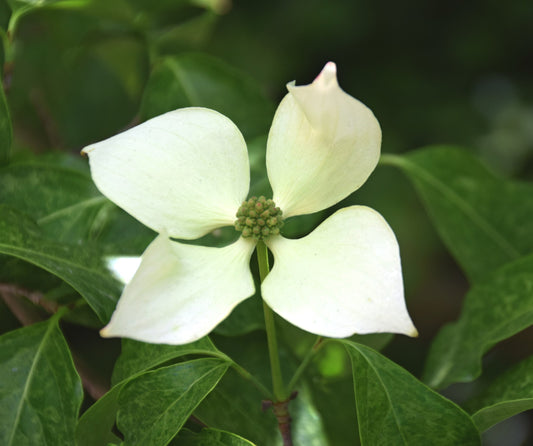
263,206 -> 417,338
106,256 -> 142,284
266,62 -> 381,218
82,108 -> 249,239
101,235 -> 256,344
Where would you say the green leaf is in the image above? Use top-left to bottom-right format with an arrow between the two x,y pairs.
7,0 -> 73,10
196,368 -> 328,446
423,254 -> 533,389
0,316 -> 83,446
9,10 -> 145,148
464,355 -> 533,432
342,340 -> 480,445
76,384 -> 122,446
118,358 -> 229,446
112,337 -> 220,385
175,428 -> 257,445
383,147 -> 533,282
0,163 -> 154,252
6,0 -> 89,33
0,163 -> 104,239
309,374 -> 359,445
196,332 -> 329,445
0,77 -> 12,166
140,53 -> 275,140
78,338 -> 221,445
0,0 -> 11,31
0,205 -> 121,321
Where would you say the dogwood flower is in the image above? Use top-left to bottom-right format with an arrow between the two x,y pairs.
82,62 -> 417,345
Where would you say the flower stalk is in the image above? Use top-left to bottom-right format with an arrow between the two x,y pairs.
257,241 -> 287,402
257,241 -> 294,445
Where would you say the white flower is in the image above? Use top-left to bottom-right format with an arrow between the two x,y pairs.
83,62 -> 417,345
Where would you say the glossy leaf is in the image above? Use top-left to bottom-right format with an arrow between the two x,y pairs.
0,163 -> 154,252
423,254 -> 533,389
196,332 -> 328,445
0,317 -> 83,446
112,337 -> 220,385
342,340 -> 480,445
464,355 -> 533,432
118,358 -> 229,446
76,384 -> 122,446
0,77 -> 12,166
0,205 -> 121,321
309,374 -> 359,445
196,368 -> 328,446
140,53 -> 275,140
175,428 -> 257,445
78,338 -> 221,445
383,147 -> 533,282
0,163 -> 104,239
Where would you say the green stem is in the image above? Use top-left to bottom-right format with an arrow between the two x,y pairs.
257,241 -> 287,402
287,336 -> 325,390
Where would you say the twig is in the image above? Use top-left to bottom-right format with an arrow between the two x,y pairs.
262,391 -> 298,446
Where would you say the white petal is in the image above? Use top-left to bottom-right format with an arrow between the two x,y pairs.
101,235 -> 256,344
106,256 -> 142,284
266,62 -> 381,218
262,206 -> 417,338
82,108 -> 249,239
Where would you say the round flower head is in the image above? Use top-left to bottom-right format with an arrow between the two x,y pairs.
82,62 -> 417,345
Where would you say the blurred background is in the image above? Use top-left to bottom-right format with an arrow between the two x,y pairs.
3,0 -> 533,444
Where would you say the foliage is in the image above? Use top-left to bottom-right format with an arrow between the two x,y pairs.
0,1 -> 532,445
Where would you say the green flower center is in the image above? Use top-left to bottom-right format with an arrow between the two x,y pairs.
234,196 -> 284,240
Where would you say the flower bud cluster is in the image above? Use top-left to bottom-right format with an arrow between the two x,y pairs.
234,196 -> 284,240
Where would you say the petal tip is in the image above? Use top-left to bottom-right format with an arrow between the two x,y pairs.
323,61 -> 337,74
100,326 -> 112,338
408,326 -> 419,338
314,61 -> 338,87
80,145 -> 94,156
285,79 -> 296,92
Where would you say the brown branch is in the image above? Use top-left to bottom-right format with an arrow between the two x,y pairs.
262,391 -> 298,446
0,283 -> 48,325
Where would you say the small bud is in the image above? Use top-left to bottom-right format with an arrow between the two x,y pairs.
234,196 -> 284,240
